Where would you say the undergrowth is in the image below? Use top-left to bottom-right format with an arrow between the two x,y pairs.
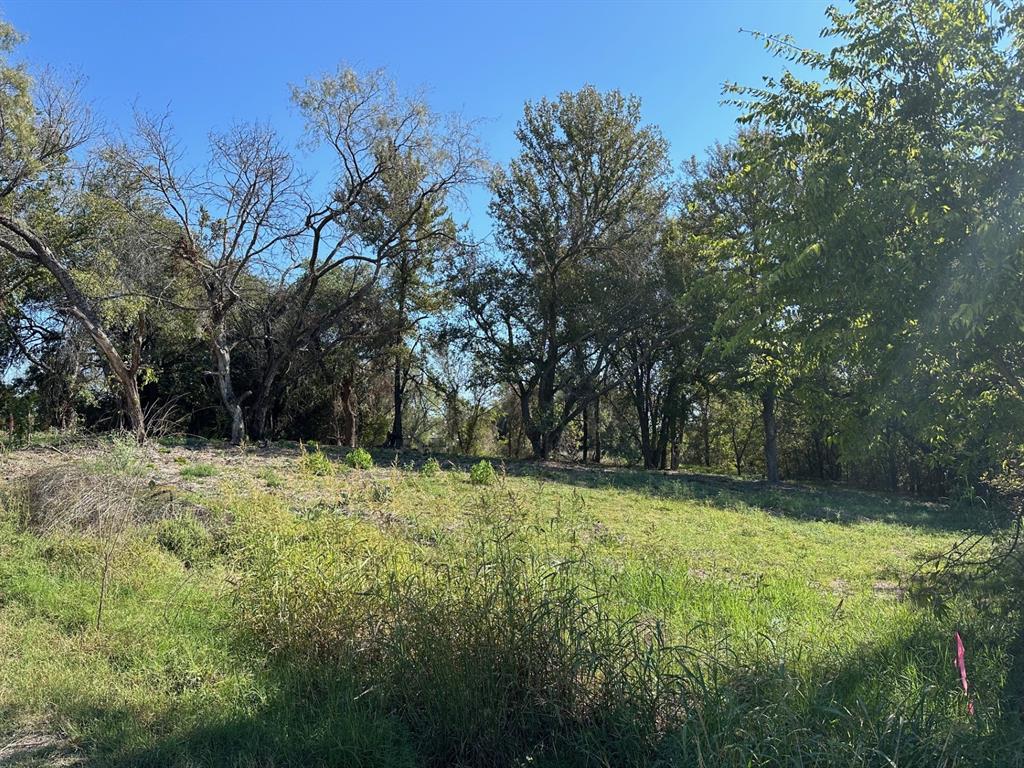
0,446 -> 1021,766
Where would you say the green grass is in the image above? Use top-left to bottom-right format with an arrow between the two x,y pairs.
178,462 -> 218,479
0,443 -> 1021,766
258,468 -> 284,488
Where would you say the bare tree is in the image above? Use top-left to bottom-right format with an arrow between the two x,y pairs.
117,116 -> 302,444
240,67 -> 485,441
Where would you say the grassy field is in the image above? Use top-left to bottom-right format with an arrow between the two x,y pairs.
0,435 -> 1020,766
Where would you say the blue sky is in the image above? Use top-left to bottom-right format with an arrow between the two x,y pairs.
2,0 -> 834,236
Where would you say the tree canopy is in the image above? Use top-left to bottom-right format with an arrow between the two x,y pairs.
2,1 -> 1023,498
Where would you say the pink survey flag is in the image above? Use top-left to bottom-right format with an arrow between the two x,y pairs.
954,630 -> 974,716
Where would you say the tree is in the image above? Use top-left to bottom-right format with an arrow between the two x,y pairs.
0,25 -> 176,440
239,67 -> 483,441
461,86 -> 671,459
683,133 -> 802,482
613,220 -> 719,469
730,0 -> 1024,490
427,332 -> 496,454
382,195 -> 457,449
118,117 -> 301,444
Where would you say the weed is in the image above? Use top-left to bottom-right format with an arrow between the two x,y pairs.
371,480 -> 394,505
345,447 -> 374,470
299,442 -> 334,477
260,468 -> 284,488
155,514 -> 213,562
469,459 -> 497,486
180,462 -> 217,479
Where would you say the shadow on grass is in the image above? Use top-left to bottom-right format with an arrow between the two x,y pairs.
55,668 -> 416,768
423,450 -> 986,534
47,622 -> 1024,768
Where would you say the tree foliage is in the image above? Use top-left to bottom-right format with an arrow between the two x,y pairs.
1,4 -> 1021,498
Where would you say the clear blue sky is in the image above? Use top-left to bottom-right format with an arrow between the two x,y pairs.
2,0 -> 834,235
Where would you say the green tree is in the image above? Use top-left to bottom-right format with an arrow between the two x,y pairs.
0,24 -> 155,439
463,86 -> 671,459
683,133 -> 803,482
731,0 -> 1024,489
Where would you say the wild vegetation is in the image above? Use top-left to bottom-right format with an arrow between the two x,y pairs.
0,1 -> 1019,500
0,435 -> 1021,767
2,1 -> 1024,765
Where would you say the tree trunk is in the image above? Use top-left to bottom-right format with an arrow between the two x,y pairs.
593,396 -> 602,464
0,215 -> 147,442
209,334 -> 246,445
653,381 -> 676,471
521,392 -> 544,459
119,375 -> 146,443
249,351 -> 289,442
762,385 -> 779,483
530,284 -> 559,461
386,354 -> 404,449
639,417 -> 654,469
250,400 -> 273,443
656,413 -> 670,470
335,371 -> 357,448
697,388 -> 711,467
581,409 -> 589,462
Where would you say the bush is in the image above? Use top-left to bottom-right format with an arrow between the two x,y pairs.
260,468 -> 284,488
421,457 -> 442,477
299,443 -> 334,477
107,433 -> 147,476
345,447 -> 374,470
370,480 -> 394,505
469,459 -> 497,486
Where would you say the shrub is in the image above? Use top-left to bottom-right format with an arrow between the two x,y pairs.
421,457 -> 442,478
299,443 -> 334,477
469,459 -> 497,486
345,447 -> 374,470
98,433 -> 147,477
260,468 -> 284,488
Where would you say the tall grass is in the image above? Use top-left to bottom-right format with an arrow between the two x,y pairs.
229,489 -> 1019,767
232,492 -> 684,765
2,447 -> 1022,766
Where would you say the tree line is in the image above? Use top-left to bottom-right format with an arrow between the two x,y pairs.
2,1 -> 1023,496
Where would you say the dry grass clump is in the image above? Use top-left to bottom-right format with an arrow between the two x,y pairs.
14,465 -> 146,535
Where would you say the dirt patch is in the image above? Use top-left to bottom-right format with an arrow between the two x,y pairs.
830,578 -> 852,596
0,729 -> 84,766
872,580 -> 907,599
